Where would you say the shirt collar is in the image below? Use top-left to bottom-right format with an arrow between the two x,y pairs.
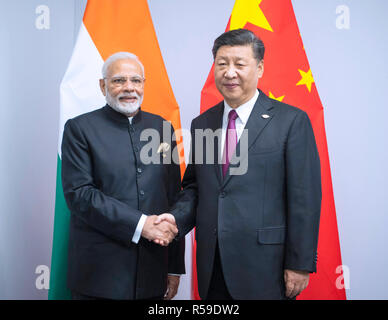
223,89 -> 259,125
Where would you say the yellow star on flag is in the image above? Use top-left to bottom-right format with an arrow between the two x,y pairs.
296,68 -> 315,92
269,92 -> 285,102
230,0 -> 273,32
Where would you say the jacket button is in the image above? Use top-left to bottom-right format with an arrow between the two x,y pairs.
137,167 -> 142,173
213,228 -> 217,235
139,190 -> 145,196
220,191 -> 226,198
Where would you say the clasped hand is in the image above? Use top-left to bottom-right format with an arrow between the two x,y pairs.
141,214 -> 177,246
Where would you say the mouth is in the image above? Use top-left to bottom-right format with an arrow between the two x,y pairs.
223,83 -> 239,90
119,96 -> 137,103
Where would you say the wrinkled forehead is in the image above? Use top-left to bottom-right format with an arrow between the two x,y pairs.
107,58 -> 144,77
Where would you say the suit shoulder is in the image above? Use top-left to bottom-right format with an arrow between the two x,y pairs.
270,99 -> 308,120
140,110 -> 166,123
270,98 -> 303,114
192,101 -> 223,123
140,110 -> 177,132
66,106 -> 105,126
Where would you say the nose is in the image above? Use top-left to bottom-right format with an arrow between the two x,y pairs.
224,66 -> 237,79
122,79 -> 135,92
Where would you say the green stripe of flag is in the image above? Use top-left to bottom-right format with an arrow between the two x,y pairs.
48,155 -> 71,300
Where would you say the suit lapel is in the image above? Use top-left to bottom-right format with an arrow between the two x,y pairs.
222,90 -> 276,186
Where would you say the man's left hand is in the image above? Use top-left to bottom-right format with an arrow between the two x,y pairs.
164,275 -> 180,300
284,269 -> 309,299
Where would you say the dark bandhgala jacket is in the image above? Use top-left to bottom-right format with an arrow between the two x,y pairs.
171,90 -> 321,300
61,105 -> 185,300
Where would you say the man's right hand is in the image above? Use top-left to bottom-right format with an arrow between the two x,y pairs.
141,215 -> 178,246
153,213 -> 177,246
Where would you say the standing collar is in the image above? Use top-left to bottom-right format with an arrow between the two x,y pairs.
103,104 -> 142,126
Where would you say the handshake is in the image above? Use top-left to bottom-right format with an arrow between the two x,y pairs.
141,213 -> 178,246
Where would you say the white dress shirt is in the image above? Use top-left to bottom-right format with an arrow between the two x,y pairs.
220,89 -> 259,155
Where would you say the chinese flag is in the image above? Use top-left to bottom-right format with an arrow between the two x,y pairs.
196,0 -> 346,300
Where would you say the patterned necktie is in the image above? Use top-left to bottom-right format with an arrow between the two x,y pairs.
222,110 -> 238,177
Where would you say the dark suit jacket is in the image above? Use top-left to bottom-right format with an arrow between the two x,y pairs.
61,105 -> 185,300
171,90 -> 321,299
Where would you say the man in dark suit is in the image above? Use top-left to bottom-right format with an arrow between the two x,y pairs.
61,52 -> 185,300
156,29 -> 321,300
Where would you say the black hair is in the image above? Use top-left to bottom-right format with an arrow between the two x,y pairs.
212,29 -> 265,63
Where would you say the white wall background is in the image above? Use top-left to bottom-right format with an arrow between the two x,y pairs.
0,0 -> 387,299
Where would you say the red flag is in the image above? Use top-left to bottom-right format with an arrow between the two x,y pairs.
196,0 -> 346,300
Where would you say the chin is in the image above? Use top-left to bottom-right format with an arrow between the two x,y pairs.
119,103 -> 140,114
224,94 -> 240,104
110,102 -> 140,116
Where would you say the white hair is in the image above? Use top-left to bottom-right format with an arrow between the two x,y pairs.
102,52 -> 145,78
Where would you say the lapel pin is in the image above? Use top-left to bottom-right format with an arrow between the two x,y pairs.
261,114 -> 270,119
157,142 -> 170,158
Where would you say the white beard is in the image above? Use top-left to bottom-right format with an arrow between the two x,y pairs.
106,90 -> 143,116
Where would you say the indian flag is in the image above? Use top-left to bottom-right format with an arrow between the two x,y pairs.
49,0 -> 185,299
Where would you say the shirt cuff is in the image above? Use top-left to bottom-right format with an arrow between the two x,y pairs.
132,214 -> 147,244
168,274 -> 181,276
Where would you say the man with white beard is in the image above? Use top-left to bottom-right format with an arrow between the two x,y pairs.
61,52 -> 185,300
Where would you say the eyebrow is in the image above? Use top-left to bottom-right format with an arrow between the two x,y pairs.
111,73 -> 143,78
216,56 -> 247,61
